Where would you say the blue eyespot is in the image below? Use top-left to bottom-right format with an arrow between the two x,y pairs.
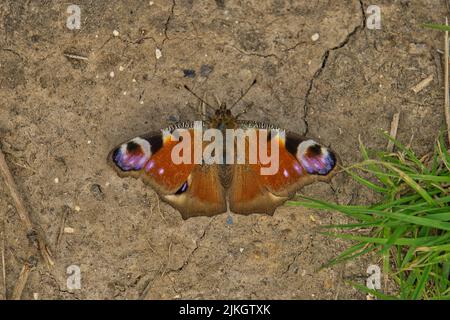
175,181 -> 188,195
112,137 -> 152,172
297,140 -> 336,176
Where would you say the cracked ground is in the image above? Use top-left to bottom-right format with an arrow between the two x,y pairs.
0,0 -> 446,299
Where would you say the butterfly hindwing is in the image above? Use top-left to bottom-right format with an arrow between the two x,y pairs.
228,163 -> 288,215
166,164 -> 227,219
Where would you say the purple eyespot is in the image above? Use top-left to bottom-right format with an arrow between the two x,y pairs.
175,181 -> 188,195
112,137 -> 152,172
297,140 -> 336,176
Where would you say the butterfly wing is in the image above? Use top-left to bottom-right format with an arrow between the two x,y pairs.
107,128 -> 227,219
228,130 -> 338,215
228,163 -> 288,215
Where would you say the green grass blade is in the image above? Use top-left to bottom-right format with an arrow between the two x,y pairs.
423,23 -> 450,31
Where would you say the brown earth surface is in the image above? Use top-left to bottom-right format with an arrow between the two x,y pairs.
0,0 -> 446,299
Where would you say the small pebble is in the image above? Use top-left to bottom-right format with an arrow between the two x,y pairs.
113,30 -> 119,37
123,91 -> 127,95
109,71 -> 115,78
64,227 -> 75,234
74,205 -> 81,212
311,33 -> 320,42
408,43 -> 427,55
239,248 -> 244,253
90,183 -> 105,201
140,101 -> 144,104
155,48 -> 162,59
168,115 -> 178,122
132,78 -> 136,83
33,293 -> 39,300
183,69 -> 196,78
87,140 -> 92,144
119,65 -> 124,71
200,64 -> 214,77
54,177 -> 59,184
149,1 -> 154,5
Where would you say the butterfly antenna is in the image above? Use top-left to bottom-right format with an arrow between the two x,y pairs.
235,102 -> 254,119
230,78 -> 257,110
183,85 -> 216,111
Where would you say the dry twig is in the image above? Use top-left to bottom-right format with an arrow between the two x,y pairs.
63,53 -> 88,61
434,50 -> 443,86
56,205 -> 70,249
387,112 -> 401,152
1,220 -> 6,300
445,18 -> 450,144
0,146 -> 54,267
411,75 -> 433,93
11,256 -> 37,300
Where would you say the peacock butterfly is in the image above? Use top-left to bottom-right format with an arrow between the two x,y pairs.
107,80 -> 338,219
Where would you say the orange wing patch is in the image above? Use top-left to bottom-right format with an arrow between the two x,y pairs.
141,138 -> 195,194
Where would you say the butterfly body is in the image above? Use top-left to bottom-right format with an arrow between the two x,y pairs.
108,94 -> 338,219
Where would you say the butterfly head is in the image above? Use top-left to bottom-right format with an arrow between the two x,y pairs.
184,80 -> 257,130
209,102 -> 237,130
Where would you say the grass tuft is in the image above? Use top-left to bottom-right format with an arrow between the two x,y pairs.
289,133 -> 450,299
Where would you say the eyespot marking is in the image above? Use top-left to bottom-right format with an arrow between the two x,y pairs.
296,140 -> 336,175
175,181 -> 188,195
112,137 -> 152,172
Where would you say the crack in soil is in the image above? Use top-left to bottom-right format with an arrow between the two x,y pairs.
162,0 -> 176,45
167,219 -> 214,276
228,44 -> 281,60
302,0 -> 366,136
280,236 -> 312,277
139,219 -> 213,299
